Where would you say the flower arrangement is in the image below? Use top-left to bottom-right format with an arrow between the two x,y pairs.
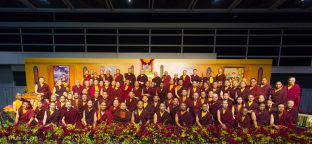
0,121 -> 311,143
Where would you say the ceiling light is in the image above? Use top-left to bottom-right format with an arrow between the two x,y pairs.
128,0 -> 132,3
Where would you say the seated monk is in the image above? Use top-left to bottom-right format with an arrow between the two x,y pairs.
125,91 -> 139,113
245,95 -> 258,113
33,101 -> 46,125
33,95 -> 49,111
251,103 -> 270,128
35,77 -> 51,101
175,103 -> 194,129
56,95 -> 67,116
109,99 -> 120,115
169,98 -> 180,122
217,100 -> 234,129
82,100 -> 96,126
94,102 -> 112,127
113,102 -> 131,125
12,93 -> 23,113
15,101 -> 34,125
270,104 -> 291,129
209,93 -> 222,122
43,102 -> 60,126
235,108 -> 252,128
222,93 -> 233,109
196,103 -> 213,128
131,101 -> 150,125
189,93 -> 202,116
154,103 -> 172,125
258,95 -> 266,104
199,91 -> 209,105
286,100 -> 298,127
232,96 -> 244,119
61,101 -> 83,127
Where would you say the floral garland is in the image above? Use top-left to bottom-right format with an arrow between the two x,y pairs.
0,122 -> 311,143
140,59 -> 154,65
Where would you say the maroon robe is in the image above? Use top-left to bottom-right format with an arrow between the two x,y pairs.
236,88 -> 250,102
83,74 -> 92,85
36,83 -> 51,100
72,85 -> 85,96
93,97 -> 103,110
189,100 -> 202,115
179,96 -> 192,108
191,74 -> 201,82
125,97 -> 138,112
142,87 -> 156,98
156,87 -> 168,102
78,100 -> 88,118
46,110 -> 60,124
84,108 -> 96,126
162,75 -> 171,88
202,76 -> 215,84
122,85 -> 133,100
124,73 -> 136,86
188,86 -> 201,98
287,84 -> 301,110
165,99 -> 173,110
137,74 -> 148,87
199,98 -> 209,105
111,87 -> 123,101
54,85 -> 66,96
63,108 -> 82,126
235,113 -> 252,128
180,75 -> 191,88
209,100 -> 222,121
197,111 -> 213,126
209,88 -> 222,99
113,109 -> 131,125
272,111 -> 291,127
176,111 -> 194,127
219,108 -> 234,128
169,105 -> 180,121
18,108 -> 35,124
34,108 -> 45,125
173,77 -> 179,86
133,109 -> 150,124
96,110 -> 113,125
114,74 -> 124,85
89,85 -> 102,97
270,88 -> 288,106
253,109 -> 270,126
102,86 -> 114,96
233,104 -> 244,118
133,87 -> 143,99
152,76 -> 162,88
109,106 -> 119,115
155,111 -> 172,125
259,84 -> 272,100
245,101 -> 258,111
168,85 -> 176,97
104,74 -> 113,83
286,108 -> 298,125
215,74 -> 226,84
249,86 -> 261,100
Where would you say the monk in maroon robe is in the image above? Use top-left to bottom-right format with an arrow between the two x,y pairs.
94,102 -> 113,127
188,81 -> 201,98
151,95 -> 161,114
169,98 -> 180,121
287,77 -> 301,110
199,91 -> 209,105
109,99 -> 120,115
215,68 -> 226,85
236,81 -> 250,102
249,78 -> 261,100
78,94 -> 89,118
162,71 -> 171,88
245,95 -> 258,113
43,102 -> 60,126
56,95 -> 67,117
270,81 -> 288,107
113,102 -> 131,125
83,70 -> 92,85
102,81 -> 113,96
133,81 -> 143,99
209,93 -> 222,122
202,72 -> 215,85
235,108 -> 252,128
72,80 -> 85,96
125,91 -> 139,112
89,80 -> 102,97
191,69 -> 201,82
137,69 -> 148,87
232,96 -> 244,119
114,69 -> 124,85
156,82 -> 168,102
266,100 -> 277,114
209,82 -> 221,99
196,103 -> 213,128
220,80 -> 232,99
180,70 -> 191,88
82,100 -> 96,126
15,101 -> 34,125
259,78 -> 272,100
122,80 -> 133,100
251,103 -> 270,128
124,68 -> 136,86
35,77 -> 51,100
223,93 -> 234,108
110,82 -> 123,101
217,100 -> 234,129
165,93 -> 174,109
154,103 -> 172,125
173,74 -> 179,86
104,71 -> 113,83
142,81 -> 156,100
62,101 -> 83,127
131,101 -> 150,125
152,72 -> 162,88
92,91 -> 103,110
189,93 -> 202,116
179,89 -> 192,108
270,104 -> 291,129
175,80 -> 185,98
175,103 -> 194,128
33,101 -> 46,125
53,80 -> 66,97
286,100 -> 298,126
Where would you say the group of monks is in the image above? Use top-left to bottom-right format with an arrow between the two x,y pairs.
12,68 -> 301,130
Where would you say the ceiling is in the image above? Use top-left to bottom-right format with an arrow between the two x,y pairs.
0,0 -> 311,13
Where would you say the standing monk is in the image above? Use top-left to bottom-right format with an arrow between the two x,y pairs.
191,69 -> 201,82
259,78 -> 271,100
35,77 -> 51,101
72,80 -> 84,96
162,71 -> 171,88
215,68 -> 226,85
114,69 -> 124,85
152,72 -> 162,88
270,81 -> 288,107
124,68 -> 136,86
180,70 -> 191,88
137,69 -> 148,87
287,77 -> 301,110
249,78 -> 261,100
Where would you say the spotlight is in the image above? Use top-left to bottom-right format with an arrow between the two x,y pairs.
128,0 -> 131,3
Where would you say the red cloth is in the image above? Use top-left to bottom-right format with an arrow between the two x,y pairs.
180,75 -> 191,88
114,74 -> 124,85
287,84 -> 301,110
162,75 -> 171,88
89,85 -> 102,97
37,83 -> 51,100
96,110 -> 113,125
18,108 -> 35,124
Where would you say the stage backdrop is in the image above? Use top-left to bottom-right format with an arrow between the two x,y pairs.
24,58 -> 272,93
